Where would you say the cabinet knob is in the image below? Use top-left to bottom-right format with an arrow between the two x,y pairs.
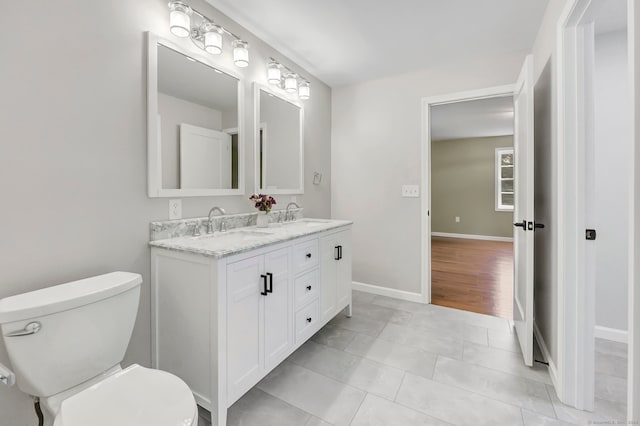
306,285 -> 312,291
306,317 -> 312,323
306,253 -> 312,258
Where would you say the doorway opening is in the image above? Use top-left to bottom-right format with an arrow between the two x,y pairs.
558,0 -> 630,416
429,96 -> 515,319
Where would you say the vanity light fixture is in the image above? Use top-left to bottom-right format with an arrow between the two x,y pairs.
169,1 -> 192,38
284,73 -> 298,93
167,1 -> 249,67
298,81 -> 310,100
267,61 -> 281,85
267,57 -> 311,100
233,40 -> 249,67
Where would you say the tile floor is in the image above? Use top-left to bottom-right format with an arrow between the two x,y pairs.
198,291 -> 628,426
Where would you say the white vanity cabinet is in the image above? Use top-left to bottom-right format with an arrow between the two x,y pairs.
151,224 -> 351,426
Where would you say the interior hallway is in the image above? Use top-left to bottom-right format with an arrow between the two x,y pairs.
431,236 -> 514,318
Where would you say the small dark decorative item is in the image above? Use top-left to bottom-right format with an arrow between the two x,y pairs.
250,194 -> 276,227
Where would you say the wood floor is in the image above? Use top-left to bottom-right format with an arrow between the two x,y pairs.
431,236 -> 514,318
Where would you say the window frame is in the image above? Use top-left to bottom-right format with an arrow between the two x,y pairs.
495,147 -> 515,212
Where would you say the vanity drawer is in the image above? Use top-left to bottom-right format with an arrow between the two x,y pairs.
293,239 -> 318,273
294,269 -> 319,309
295,300 -> 319,344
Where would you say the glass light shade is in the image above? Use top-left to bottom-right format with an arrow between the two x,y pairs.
203,25 -> 222,54
267,62 -> 281,85
233,40 -> 249,67
284,73 -> 298,93
298,81 -> 310,99
169,2 -> 192,38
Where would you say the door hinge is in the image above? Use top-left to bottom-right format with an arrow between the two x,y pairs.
585,229 -> 597,240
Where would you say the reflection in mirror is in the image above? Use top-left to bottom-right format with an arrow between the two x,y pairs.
158,44 -> 239,190
257,88 -> 303,193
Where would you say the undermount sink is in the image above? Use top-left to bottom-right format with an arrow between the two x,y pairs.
283,219 -> 330,227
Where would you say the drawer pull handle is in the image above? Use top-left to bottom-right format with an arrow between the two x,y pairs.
306,253 -> 312,258
260,275 -> 268,296
266,272 -> 273,293
306,317 -> 312,323
306,285 -> 312,291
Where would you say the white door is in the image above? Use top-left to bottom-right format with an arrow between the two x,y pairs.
320,235 -> 338,322
335,230 -> 352,309
226,255 -> 264,403
513,55 -> 535,366
263,248 -> 293,369
180,124 -> 232,189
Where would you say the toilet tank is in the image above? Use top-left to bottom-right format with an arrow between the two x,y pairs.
0,272 -> 142,397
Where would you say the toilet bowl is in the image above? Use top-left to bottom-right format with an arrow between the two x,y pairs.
0,272 -> 198,426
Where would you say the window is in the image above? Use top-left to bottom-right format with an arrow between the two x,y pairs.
496,147 -> 514,211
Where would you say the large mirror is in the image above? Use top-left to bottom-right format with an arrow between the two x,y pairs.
255,85 -> 304,194
147,33 -> 244,197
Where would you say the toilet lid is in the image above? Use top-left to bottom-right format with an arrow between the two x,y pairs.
53,364 -> 196,426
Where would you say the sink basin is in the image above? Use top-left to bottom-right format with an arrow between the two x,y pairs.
283,219 -> 330,228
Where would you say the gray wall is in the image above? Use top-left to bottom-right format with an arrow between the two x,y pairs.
431,136 -> 514,238
0,1 -> 331,424
331,51 -> 527,294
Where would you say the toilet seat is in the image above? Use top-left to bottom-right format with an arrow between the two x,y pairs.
53,364 -> 197,426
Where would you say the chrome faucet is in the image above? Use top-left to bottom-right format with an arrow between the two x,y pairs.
285,202 -> 300,222
207,206 -> 227,233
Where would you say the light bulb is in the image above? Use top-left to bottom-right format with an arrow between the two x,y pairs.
233,40 -> 249,67
267,61 -> 281,85
203,23 -> 222,54
298,81 -> 310,100
284,73 -> 297,93
168,1 -> 192,38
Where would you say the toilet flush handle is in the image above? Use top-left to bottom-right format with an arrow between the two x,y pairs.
5,321 -> 41,337
0,362 -> 15,386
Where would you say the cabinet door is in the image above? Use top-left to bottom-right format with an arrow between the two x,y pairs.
263,247 -> 292,369
336,230 -> 352,309
226,255 -> 264,402
320,235 -> 339,322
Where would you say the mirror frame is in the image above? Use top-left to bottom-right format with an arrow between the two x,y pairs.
253,83 -> 304,195
146,32 -> 245,197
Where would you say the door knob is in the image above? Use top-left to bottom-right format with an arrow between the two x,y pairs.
513,220 -> 527,230
306,317 -> 312,323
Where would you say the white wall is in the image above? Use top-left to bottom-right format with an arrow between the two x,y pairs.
594,30 -> 630,332
158,93 -> 223,189
0,1 -> 331,424
331,51 -> 527,294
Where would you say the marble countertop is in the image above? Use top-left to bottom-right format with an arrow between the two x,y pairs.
149,218 -> 352,259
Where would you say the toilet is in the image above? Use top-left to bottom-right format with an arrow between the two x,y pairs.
0,272 -> 198,426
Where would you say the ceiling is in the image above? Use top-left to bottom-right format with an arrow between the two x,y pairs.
207,0 -> 549,87
431,96 -> 514,141
158,44 -> 238,111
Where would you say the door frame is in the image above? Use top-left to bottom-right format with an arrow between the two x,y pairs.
420,84 -> 516,304
557,0 -> 637,416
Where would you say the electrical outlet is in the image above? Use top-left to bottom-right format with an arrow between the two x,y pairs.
169,199 -> 182,220
402,185 -> 420,198
455,216 -> 460,223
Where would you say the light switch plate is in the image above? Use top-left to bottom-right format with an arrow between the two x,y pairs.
169,199 -> 182,220
402,185 -> 420,198
455,216 -> 461,223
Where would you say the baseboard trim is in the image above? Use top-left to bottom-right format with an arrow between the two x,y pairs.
595,326 -> 628,343
431,232 -> 513,242
534,321 -> 559,391
352,281 -> 425,303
